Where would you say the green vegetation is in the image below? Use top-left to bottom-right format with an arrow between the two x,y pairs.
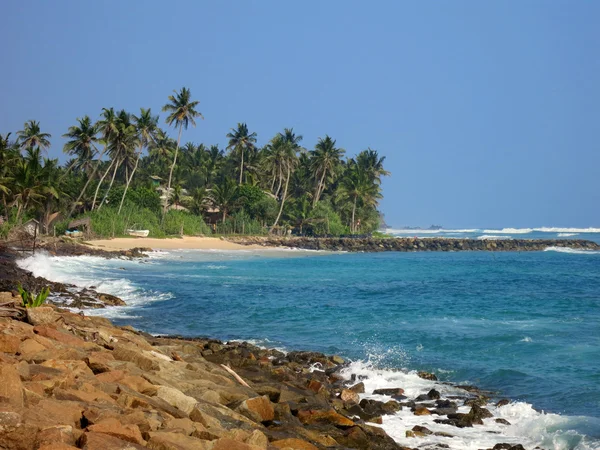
17,284 -> 50,308
0,87 -> 389,238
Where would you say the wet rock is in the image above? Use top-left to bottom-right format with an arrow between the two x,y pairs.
495,418 -> 511,425
296,408 -> 355,427
427,388 -> 441,399
414,405 -> 431,416
97,294 -> 126,307
496,398 -> 510,407
373,387 -> 405,396
340,388 -> 360,404
349,381 -> 365,394
417,371 -> 438,381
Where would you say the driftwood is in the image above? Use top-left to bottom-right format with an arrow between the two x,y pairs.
0,302 -> 26,320
220,363 -> 251,388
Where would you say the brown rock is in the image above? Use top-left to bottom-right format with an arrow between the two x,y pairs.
340,388 -> 359,404
0,363 -> 24,407
414,406 -> 431,416
147,431 -> 212,450
34,325 -> 89,348
79,431 -> 147,450
0,409 -> 22,426
211,438 -> 264,450
26,307 -> 61,326
113,344 -> 159,371
87,418 -> 145,445
86,352 -> 116,374
0,423 -> 40,450
417,371 -> 438,381
237,395 -> 274,423
0,333 -> 21,353
156,385 -> 197,415
306,379 -> 322,393
18,338 -> 47,356
349,382 -> 365,394
245,430 -> 268,448
37,425 -> 76,447
297,409 -> 355,427
271,438 -> 318,450
120,375 -> 157,396
38,444 -> 79,450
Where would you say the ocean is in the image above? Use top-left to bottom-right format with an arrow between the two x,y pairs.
17,228 -> 600,450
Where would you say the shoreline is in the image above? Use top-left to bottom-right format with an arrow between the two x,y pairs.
85,236 -> 270,251
1,240 -> 595,448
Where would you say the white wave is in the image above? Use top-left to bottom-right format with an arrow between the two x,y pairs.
520,336 -> 533,342
483,228 -> 534,234
535,227 -> 600,233
477,235 -> 513,240
385,228 -> 479,235
339,360 -> 599,450
16,252 -> 172,319
544,247 -> 600,255
558,233 -> 578,237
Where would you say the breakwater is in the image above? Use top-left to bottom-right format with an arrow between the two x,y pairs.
225,236 -> 600,252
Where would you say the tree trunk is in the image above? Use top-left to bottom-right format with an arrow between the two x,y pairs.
118,148 -> 140,215
351,196 -> 357,234
238,146 -> 244,185
92,157 -> 114,210
222,209 -> 227,223
275,166 -> 283,198
272,165 -> 290,230
98,158 -> 120,211
164,124 -> 183,217
68,144 -> 108,217
313,168 -> 327,207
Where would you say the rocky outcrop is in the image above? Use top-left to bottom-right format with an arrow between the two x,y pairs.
225,236 -> 600,253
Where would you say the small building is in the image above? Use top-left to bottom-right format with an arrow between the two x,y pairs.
149,175 -> 162,188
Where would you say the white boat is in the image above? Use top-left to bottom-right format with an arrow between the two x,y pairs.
126,229 -> 149,238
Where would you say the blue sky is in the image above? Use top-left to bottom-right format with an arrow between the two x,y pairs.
1,1 -> 599,228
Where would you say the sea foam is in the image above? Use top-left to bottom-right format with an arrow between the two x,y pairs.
339,360 -> 600,450
544,247 -> 600,255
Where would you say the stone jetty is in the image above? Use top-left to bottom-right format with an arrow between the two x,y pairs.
225,236 -> 600,253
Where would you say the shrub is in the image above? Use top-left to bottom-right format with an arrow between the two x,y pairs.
17,284 -> 50,308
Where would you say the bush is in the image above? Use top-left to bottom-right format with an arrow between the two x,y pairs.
309,202 -> 348,236
163,210 -> 211,236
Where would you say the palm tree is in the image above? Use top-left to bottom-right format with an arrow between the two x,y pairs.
310,135 -> 345,206
17,120 -> 51,152
271,133 -> 299,230
168,185 -> 183,209
118,108 -> 159,213
337,161 -> 382,233
98,110 -> 138,210
62,116 -> 100,216
148,129 -> 175,175
356,148 -> 390,184
0,133 -> 18,215
90,108 -> 119,211
11,148 -> 46,223
162,87 -> 203,216
209,178 -> 238,223
226,123 -> 257,185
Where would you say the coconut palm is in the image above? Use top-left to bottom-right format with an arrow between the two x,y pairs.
11,148 -> 46,223
226,123 -> 257,185
270,133 -> 299,230
118,108 -> 159,213
310,136 -> 345,206
17,120 -> 51,152
162,87 -> 203,216
336,161 -> 382,233
89,108 -> 120,211
0,133 -> 18,215
355,148 -> 390,184
209,178 -> 238,223
98,110 -> 138,210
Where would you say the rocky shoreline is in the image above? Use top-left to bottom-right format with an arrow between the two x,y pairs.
224,236 -> 600,253
0,239 -> 546,449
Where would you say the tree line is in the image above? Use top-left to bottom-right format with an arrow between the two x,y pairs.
0,87 -> 389,238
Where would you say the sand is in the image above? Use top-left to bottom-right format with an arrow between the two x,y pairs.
85,236 -> 264,251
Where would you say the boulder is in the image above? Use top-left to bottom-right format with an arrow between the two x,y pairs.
211,437 -> 264,450
156,386 -> 197,415
79,431 -> 147,450
340,388 -> 359,404
417,371 -> 437,380
372,387 -> 404,396
296,408 -> 355,427
271,438 -> 318,450
146,431 -> 212,450
87,418 -> 145,445
26,307 -> 61,326
0,363 -> 24,407
0,333 -> 21,353
112,344 -> 160,371
37,425 -> 76,447
236,395 -> 275,423
349,382 -> 365,394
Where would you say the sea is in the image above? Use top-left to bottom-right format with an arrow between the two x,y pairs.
17,227 -> 600,450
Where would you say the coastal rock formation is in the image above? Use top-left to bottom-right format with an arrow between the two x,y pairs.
225,236 -> 600,253
0,295 -> 537,450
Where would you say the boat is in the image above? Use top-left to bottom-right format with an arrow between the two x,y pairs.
126,229 -> 149,238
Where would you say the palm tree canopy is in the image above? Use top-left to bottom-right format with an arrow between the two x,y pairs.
132,108 -> 159,148
226,123 -> 257,152
17,120 -> 51,151
162,87 -> 203,130
62,116 -> 99,173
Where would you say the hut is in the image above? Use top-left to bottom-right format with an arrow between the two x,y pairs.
66,217 -> 91,237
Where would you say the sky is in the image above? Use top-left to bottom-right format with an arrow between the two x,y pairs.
1,1 -> 599,228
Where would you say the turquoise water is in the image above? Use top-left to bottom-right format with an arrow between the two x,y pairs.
20,245 -> 600,448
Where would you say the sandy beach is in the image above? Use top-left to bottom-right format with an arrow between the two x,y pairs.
85,236 -> 264,251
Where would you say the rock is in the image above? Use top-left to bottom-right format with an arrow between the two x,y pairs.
245,430 -> 268,448
87,418 -> 145,445
26,307 -> 61,326
37,425 -> 76,447
330,355 -> 345,365
112,344 -> 159,371
417,371 -> 438,381
98,294 -> 126,306
271,438 -> 318,449
0,363 -> 24,407
0,333 -> 21,353
496,399 -> 510,407
79,431 -> 147,450
0,409 -> 22,426
236,395 -> 274,423
155,386 -> 197,415
296,408 -> 355,427
211,438 -> 264,450
146,431 -> 212,450
373,387 -> 404,396
340,388 -> 360,404
427,388 -> 441,399
349,382 -> 365,394
18,337 -> 47,356
412,425 -> 433,436
33,325 -> 89,348
38,444 -> 79,450
414,405 -> 431,416
120,375 -> 157,396
0,423 -> 40,450
495,418 -> 511,425
85,353 -> 116,374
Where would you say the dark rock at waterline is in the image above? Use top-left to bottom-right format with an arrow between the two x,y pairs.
225,235 -> 600,253
418,371 -> 438,381
373,387 -> 405,396
496,398 -> 510,407
495,418 -> 511,425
